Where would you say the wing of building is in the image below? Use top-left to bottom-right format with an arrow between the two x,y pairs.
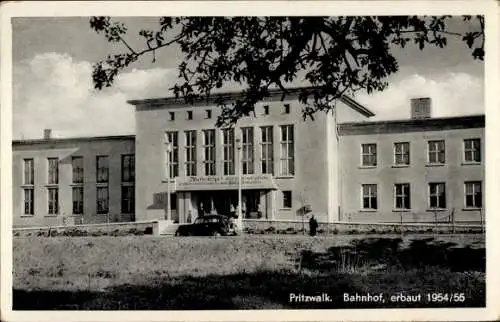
12,88 -> 484,227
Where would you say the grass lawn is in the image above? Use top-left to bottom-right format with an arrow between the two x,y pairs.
13,234 -> 485,310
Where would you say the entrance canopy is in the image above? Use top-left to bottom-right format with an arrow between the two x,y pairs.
174,174 -> 278,191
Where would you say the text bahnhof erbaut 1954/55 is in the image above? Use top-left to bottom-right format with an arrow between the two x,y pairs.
288,292 -> 467,304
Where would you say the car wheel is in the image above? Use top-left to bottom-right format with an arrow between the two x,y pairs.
212,231 -> 221,237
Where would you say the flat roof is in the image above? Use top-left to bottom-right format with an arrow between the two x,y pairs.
127,86 -> 376,118
337,114 -> 485,136
12,134 -> 135,146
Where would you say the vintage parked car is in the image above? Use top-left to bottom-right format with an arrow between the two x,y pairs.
174,215 -> 238,236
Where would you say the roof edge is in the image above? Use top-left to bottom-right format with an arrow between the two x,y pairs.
12,134 -> 136,146
127,86 -> 375,118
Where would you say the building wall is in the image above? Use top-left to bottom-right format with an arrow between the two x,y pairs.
339,127 -> 484,223
12,137 -> 135,227
133,98 -> 367,223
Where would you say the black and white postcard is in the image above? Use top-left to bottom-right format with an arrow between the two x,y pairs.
1,1 -> 499,321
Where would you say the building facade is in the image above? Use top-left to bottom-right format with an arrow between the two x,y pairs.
12,132 -> 135,227
11,88 -> 485,227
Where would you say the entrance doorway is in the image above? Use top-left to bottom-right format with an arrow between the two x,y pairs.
195,190 -> 266,218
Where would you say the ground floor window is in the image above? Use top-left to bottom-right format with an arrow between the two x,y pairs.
48,187 -> 59,215
282,191 -> 292,209
429,182 -> 446,209
121,186 -> 135,213
72,187 -> 84,214
97,186 -> 109,214
465,181 -> 482,208
394,183 -> 410,210
23,188 -> 34,215
361,184 -> 377,210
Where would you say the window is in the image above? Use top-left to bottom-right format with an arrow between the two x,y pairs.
429,183 -> 446,209
165,131 -> 179,178
361,144 -> 377,166
206,110 -> 212,119
362,184 -> 378,210
121,186 -> 135,213
394,183 -> 410,210
203,129 -> 216,176
280,125 -> 294,175
97,186 -> 109,214
48,158 -> 59,184
241,127 -> 254,174
169,112 -> 175,121
394,142 -> 410,165
72,187 -> 84,214
283,191 -> 292,208
222,128 -> 235,175
187,111 -> 193,120
465,181 -> 482,208
23,159 -> 34,185
284,104 -> 290,114
185,130 -> 197,176
23,188 -> 34,215
96,156 -> 109,183
48,187 -> 58,215
428,140 -> 445,164
261,126 -> 274,174
464,139 -> 481,163
263,105 -> 269,115
121,155 -> 135,182
72,157 -> 84,183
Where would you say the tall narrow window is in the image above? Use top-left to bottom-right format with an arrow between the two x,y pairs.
23,158 -> 34,185
362,184 -> 378,210
187,111 -> 193,120
284,104 -> 290,114
165,131 -> 179,178
222,128 -> 235,175
97,186 -> 109,214
169,111 -> 175,121
72,187 -> 84,214
96,156 -> 109,183
261,126 -> 274,174
121,186 -> 135,213
263,105 -> 270,115
361,144 -> 377,166
394,142 -> 410,165
394,183 -> 411,210
48,187 -> 58,215
465,181 -> 482,208
24,188 -> 34,215
72,157 -> 84,183
241,127 -> 254,175
283,191 -> 292,208
428,140 -> 445,164
464,139 -> 481,163
121,154 -> 135,182
206,110 -> 212,119
203,129 -> 216,176
280,125 -> 294,175
429,183 -> 446,209
48,158 -> 59,184
185,130 -> 197,176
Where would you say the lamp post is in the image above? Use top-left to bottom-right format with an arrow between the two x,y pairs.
165,141 -> 172,222
236,136 -> 243,233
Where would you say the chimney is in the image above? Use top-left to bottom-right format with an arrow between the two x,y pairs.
411,97 -> 431,120
43,129 -> 52,140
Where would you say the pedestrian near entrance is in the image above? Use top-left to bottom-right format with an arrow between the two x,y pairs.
309,215 -> 318,236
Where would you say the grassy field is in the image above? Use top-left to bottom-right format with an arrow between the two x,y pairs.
13,234 -> 485,309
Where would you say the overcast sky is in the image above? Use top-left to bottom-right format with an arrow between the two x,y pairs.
12,16 -> 484,139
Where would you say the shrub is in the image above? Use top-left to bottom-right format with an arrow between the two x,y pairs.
13,232 -> 20,237
265,226 -> 276,233
317,229 -> 324,234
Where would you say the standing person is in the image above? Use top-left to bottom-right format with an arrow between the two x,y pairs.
309,215 -> 318,236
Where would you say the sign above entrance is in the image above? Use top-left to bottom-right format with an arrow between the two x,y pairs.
174,174 -> 278,191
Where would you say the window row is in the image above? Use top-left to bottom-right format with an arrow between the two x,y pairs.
22,155 -> 135,185
22,185 -> 135,216
164,125 -> 294,177
167,104 -> 292,122
361,139 -> 481,167
361,181 -> 482,211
